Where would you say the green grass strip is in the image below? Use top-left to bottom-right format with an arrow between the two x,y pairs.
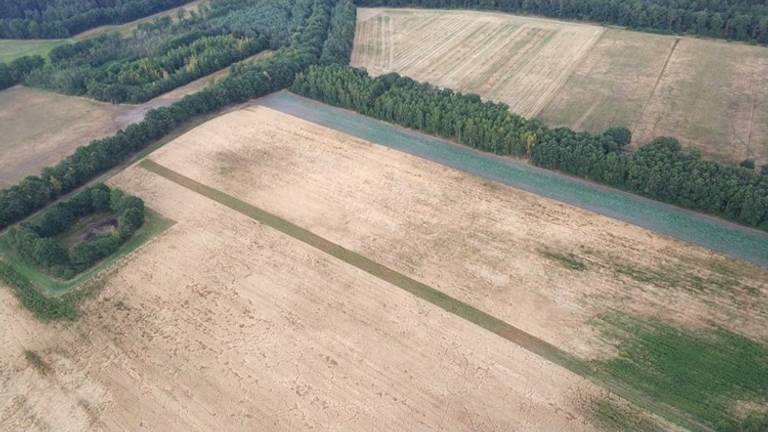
139,158 -> 711,432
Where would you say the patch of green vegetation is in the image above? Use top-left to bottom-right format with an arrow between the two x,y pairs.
0,261 -> 77,320
0,208 -> 173,320
0,39 -> 68,63
23,350 -> 51,374
540,249 -> 587,271
594,313 -> 768,429
591,397 -> 668,432
0,209 -> 173,298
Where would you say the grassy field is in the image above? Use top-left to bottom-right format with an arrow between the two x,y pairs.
352,8 -> 768,166
0,39 -> 68,63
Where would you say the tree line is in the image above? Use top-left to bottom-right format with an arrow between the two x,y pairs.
0,0 -> 354,230
0,0 -> 192,38
355,0 -> 768,44
291,65 -> 768,231
9,184 -> 145,279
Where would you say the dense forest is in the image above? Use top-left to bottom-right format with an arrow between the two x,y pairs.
356,0 -> 768,44
0,0 -> 193,38
0,0 -> 354,230
291,65 -> 768,231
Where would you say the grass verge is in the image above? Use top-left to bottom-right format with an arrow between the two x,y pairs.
593,313 -> 768,429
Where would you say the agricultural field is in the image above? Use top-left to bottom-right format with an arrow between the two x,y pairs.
351,8 -> 768,166
2,103 -> 761,429
0,51 -> 270,189
0,151 -> 631,432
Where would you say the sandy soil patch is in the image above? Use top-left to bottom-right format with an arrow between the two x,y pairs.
147,106 -> 768,360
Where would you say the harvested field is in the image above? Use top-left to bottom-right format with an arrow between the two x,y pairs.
0,163 -> 625,431
352,8 -> 603,117
0,51 -> 270,188
138,104 -> 767,427
353,8 -> 768,165
2,103 -> 766,430
73,0 -> 208,39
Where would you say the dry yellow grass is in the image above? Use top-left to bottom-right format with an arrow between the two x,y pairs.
353,8 -> 768,165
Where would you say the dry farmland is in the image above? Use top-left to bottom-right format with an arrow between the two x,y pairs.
352,8 -> 768,166
2,104 -> 767,430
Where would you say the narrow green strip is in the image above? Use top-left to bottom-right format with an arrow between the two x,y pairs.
139,158 -> 709,432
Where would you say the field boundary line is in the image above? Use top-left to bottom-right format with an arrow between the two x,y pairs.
631,37 -> 680,141
139,158 -> 710,432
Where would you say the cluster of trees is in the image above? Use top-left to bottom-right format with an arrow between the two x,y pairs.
0,54 -> 43,90
0,0 -> 192,38
26,26 -> 270,102
0,0 -> 351,231
8,184 -> 145,279
291,65 -> 768,230
16,0 -> 344,103
320,0 -> 356,64
356,0 -> 768,44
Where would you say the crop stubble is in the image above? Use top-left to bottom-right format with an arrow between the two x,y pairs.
353,8 -> 768,165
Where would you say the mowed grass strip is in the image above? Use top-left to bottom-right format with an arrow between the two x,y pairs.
140,158 -> 714,432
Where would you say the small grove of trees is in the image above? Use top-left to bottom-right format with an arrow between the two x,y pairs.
8,184 -> 145,279
0,55 -> 44,90
355,0 -> 768,44
0,0 -> 354,230
290,65 -> 768,231
25,30 -> 270,103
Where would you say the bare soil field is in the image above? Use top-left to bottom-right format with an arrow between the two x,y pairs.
0,163 -> 623,431
353,8 -> 768,165
0,51 -> 270,189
